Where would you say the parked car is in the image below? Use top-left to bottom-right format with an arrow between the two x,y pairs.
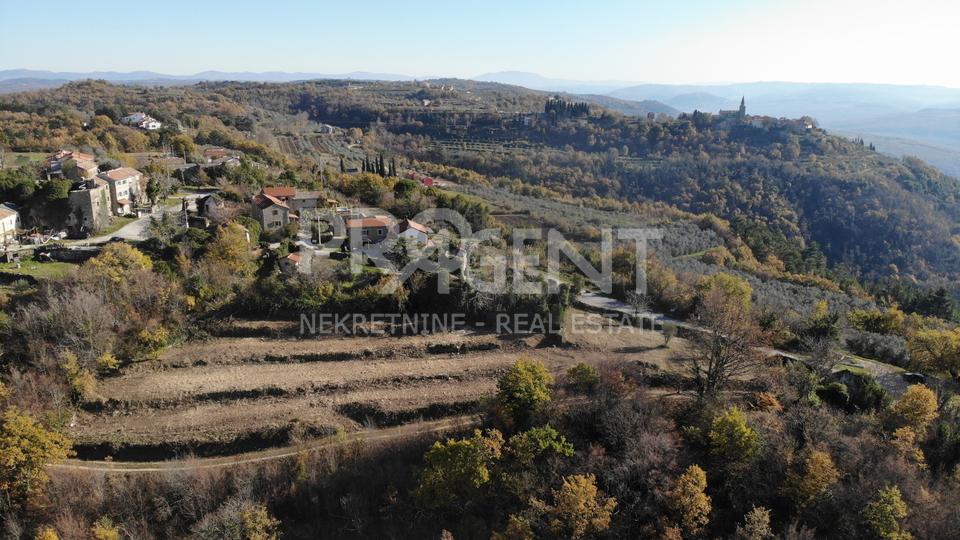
67,231 -> 91,239
107,236 -> 125,243
902,373 -> 927,384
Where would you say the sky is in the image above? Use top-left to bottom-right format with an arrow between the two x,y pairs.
1,0 -> 957,88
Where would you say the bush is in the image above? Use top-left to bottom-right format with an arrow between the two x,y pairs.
845,329 -> 909,367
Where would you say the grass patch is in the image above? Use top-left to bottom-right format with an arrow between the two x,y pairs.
4,153 -> 47,167
97,217 -> 137,236
0,255 -> 76,279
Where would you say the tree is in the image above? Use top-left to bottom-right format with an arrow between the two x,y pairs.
83,242 -> 153,283
545,474 -> 617,539
803,336 -> 842,379
414,429 -> 504,510
495,357 -> 554,428
710,407 -> 759,462
863,485 -> 913,540
567,362 -> 599,392
34,528 -> 59,540
625,290 -> 650,316
733,506 -> 774,540
204,222 -> 258,275
890,384 -> 938,434
662,322 -> 678,347
907,329 -> 960,377
491,515 -> 535,540
685,283 -> 767,396
170,134 -> 198,158
780,450 -> 840,507
667,465 -> 711,537
90,517 -> 120,540
240,505 -> 282,540
145,211 -> 183,248
0,408 -> 74,505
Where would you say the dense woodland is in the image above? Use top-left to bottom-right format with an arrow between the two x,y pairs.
1,79 -> 960,539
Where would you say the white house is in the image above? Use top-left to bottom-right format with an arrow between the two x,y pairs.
98,167 -> 145,215
396,219 -> 429,245
278,253 -> 301,275
0,203 -> 21,246
120,112 -> 147,125
138,118 -> 162,130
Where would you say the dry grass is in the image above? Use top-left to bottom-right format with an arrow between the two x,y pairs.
69,310 -> 692,452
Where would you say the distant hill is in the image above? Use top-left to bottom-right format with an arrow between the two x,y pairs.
0,69 -> 436,84
607,82 -> 960,123
471,71 -> 643,94
830,129 -> 960,179
565,94 -> 679,117
607,81 -> 960,161
833,108 -> 960,148
0,78 -> 71,94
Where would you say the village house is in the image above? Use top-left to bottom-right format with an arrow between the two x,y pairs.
251,193 -> 296,230
138,117 -> 162,130
203,148 -> 227,161
278,252 -> 301,275
45,150 -> 99,181
65,178 -> 111,231
120,112 -> 162,130
396,219 -> 429,245
0,203 -> 21,246
120,112 -> 147,125
261,186 -> 325,212
346,217 -> 390,244
98,167 -> 145,215
198,193 -> 225,219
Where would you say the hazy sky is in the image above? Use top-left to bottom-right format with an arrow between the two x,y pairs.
1,0 -> 956,88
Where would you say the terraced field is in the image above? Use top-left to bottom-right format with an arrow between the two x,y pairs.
69,310 -> 686,460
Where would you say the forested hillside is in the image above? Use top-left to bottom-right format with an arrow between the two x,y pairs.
5,78 -> 960,540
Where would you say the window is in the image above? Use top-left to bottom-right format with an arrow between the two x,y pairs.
377,229 -> 383,236
362,229 -> 369,236
272,210 -> 278,215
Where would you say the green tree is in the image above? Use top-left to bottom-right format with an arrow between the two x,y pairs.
495,356 -> 554,428
0,408 -> 74,505
907,328 -> 960,377
863,485 -> 913,540
567,362 -> 599,392
204,222 -> 257,275
170,134 -> 198,158
545,474 -> 617,539
710,407 -> 759,462
414,429 -> 504,510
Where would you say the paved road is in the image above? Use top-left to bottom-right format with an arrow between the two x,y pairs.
575,289 -> 907,395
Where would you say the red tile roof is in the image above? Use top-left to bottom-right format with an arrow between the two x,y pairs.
398,219 -> 427,234
263,186 -> 296,198
252,193 -> 289,210
347,218 -> 387,228
281,253 -> 301,262
99,167 -> 141,181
